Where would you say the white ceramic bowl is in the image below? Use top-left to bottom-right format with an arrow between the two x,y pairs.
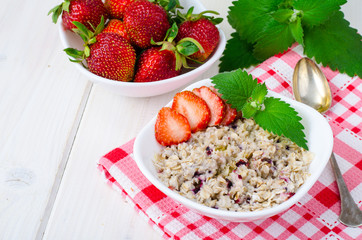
133,79 -> 334,222
58,0 -> 226,97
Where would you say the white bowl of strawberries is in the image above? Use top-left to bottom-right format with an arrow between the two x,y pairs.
55,0 -> 226,97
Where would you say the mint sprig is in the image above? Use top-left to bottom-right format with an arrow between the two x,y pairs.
221,0 -> 362,78
211,69 -> 308,150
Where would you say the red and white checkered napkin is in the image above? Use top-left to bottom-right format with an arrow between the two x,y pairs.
98,44 -> 362,240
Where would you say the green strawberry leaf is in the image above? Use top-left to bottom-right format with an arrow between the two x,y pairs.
253,97 -> 308,150
253,19 -> 295,60
164,22 -> 178,42
293,0 -> 347,27
48,0 -> 70,24
227,0 -> 282,43
64,48 -> 85,62
304,11 -> 362,77
219,32 -> 261,72
72,21 -> 93,39
211,69 -> 258,111
176,41 -> 199,56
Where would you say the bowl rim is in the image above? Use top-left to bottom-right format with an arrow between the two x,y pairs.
133,78 -> 334,220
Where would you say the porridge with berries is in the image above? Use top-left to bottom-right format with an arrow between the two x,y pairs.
153,118 -> 313,211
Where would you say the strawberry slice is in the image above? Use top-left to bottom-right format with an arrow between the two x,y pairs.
155,107 -> 191,146
192,86 -> 225,126
220,103 -> 237,125
208,86 -> 237,126
172,91 -> 211,132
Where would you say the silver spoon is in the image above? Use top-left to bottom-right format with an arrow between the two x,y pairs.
293,57 -> 362,228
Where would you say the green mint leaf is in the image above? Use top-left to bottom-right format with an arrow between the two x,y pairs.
251,82 -> 268,104
227,0 -> 282,44
241,102 -> 258,118
293,0 -> 347,27
290,16 -> 304,46
211,69 -> 258,111
278,0 -> 294,9
219,32 -> 261,72
241,83 -> 268,118
253,97 -> 308,150
304,11 -> 362,78
272,9 -> 294,23
212,70 -> 308,149
253,19 -> 295,60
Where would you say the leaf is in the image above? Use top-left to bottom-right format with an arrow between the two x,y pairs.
253,19 -> 295,60
251,83 -> 268,105
72,21 -> 92,39
304,11 -> 362,78
48,4 -> 63,24
219,32 -> 261,72
272,9 -> 294,23
211,69 -> 258,111
241,83 -> 268,118
211,70 -> 308,149
227,0 -> 282,43
290,16 -> 304,46
63,48 -> 84,60
176,41 -> 199,56
293,0 -> 347,27
253,97 -> 308,150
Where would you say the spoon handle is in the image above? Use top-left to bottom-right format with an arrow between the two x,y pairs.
330,153 -> 362,227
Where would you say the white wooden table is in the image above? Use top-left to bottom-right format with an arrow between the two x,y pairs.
0,1 -> 360,239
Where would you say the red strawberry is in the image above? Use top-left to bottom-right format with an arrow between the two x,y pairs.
192,86 -> 225,126
102,19 -> 130,42
176,9 -> 220,62
208,86 -> 237,125
64,19 -> 136,82
105,0 -> 135,20
48,0 -> 107,31
155,107 -> 191,146
172,91 -> 211,132
87,33 -> 136,81
134,47 -> 181,82
124,0 -> 170,49
134,23 -> 202,82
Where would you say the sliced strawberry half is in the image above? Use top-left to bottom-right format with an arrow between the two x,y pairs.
172,91 -> 211,132
192,86 -> 225,126
208,86 -> 237,126
155,107 -> 191,146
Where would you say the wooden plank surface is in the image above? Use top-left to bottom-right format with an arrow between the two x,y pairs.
0,0 -> 90,239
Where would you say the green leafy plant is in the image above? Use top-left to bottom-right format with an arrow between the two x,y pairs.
220,0 -> 362,78
211,69 -> 308,150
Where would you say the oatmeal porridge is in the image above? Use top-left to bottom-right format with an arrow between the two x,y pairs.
153,118 -> 314,211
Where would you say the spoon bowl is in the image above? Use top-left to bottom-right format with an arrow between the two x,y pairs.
292,58 -> 332,113
293,57 -> 362,228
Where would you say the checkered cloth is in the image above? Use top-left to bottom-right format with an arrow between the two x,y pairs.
98,44 -> 362,239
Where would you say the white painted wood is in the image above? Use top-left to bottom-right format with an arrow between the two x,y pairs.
0,0 -> 91,239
